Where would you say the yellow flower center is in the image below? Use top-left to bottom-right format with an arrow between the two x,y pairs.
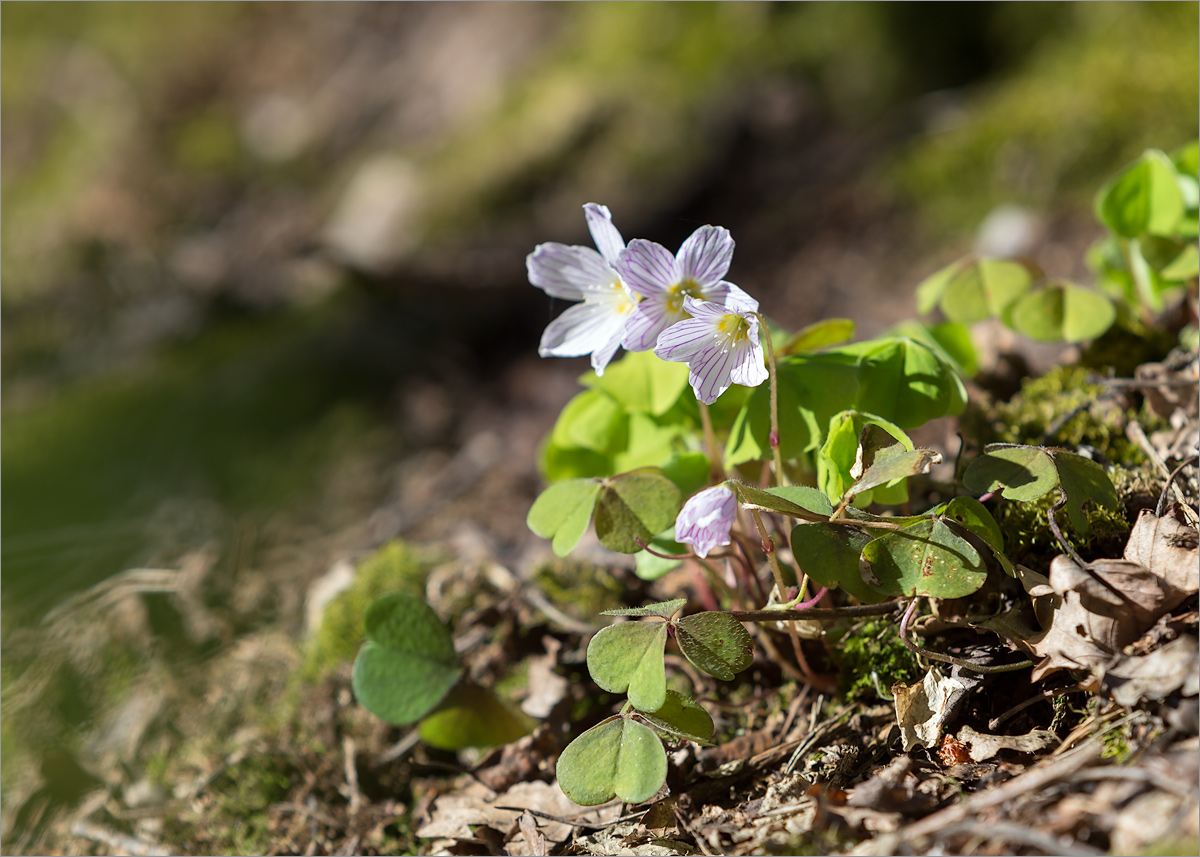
667,279 -> 702,315
716,313 -> 750,343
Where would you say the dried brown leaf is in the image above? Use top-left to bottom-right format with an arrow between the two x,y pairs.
893,669 -> 971,751
1105,635 -> 1200,707
1027,554 -> 1187,681
955,725 -> 1059,762
1123,507 -> 1199,595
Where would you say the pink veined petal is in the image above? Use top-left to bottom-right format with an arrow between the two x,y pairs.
690,343 -> 737,405
728,337 -> 768,388
678,226 -> 734,290
654,318 -> 716,362
721,282 -> 760,313
681,295 -> 731,322
584,203 -> 625,267
539,300 -> 626,358
622,296 -> 682,352
527,244 -> 613,300
618,240 -> 679,298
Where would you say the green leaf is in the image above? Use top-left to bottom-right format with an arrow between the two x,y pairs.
1173,140 -> 1199,180
939,258 -> 1034,324
594,470 -> 682,554
1006,281 -> 1116,343
586,350 -> 691,416
527,479 -> 602,557
839,337 -> 968,429
673,612 -> 753,681
1050,450 -> 1119,533
937,496 -> 1004,553
1096,149 -> 1187,238
962,444 -> 1059,502
637,690 -> 715,745
612,412 -> 688,473
848,447 -> 941,501
915,257 -> 968,315
732,481 -> 832,520
1161,243 -> 1199,281
818,412 -> 913,506
541,439 -> 613,482
725,352 -> 861,465
860,518 -> 988,598
587,621 -> 668,712
551,388 -> 628,454
352,594 -> 462,726
418,682 -> 535,750
790,522 -> 883,603
781,318 -> 856,354
889,319 -> 980,378
660,452 -> 710,497
602,599 -> 687,618
556,716 -> 667,806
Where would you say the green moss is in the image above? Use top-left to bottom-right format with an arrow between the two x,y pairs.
300,539 -> 441,682
829,618 -> 921,702
963,364 -> 1160,465
210,753 -> 295,855
987,472 -> 1133,567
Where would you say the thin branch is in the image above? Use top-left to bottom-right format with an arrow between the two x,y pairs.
898,597 -> 1033,674
727,602 -> 902,623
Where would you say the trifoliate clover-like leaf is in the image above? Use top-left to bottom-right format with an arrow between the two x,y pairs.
594,470 -> 682,554
860,518 -> 988,599
352,593 -> 461,727
556,716 -> 667,806
673,612 -> 753,681
527,478 -> 602,557
587,621 -> 668,713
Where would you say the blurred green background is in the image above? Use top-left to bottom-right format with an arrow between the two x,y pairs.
1,2 -> 1196,847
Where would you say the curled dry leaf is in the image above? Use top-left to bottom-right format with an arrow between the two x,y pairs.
1123,506 -> 1199,595
1104,635 -> 1200,707
1024,505 -> 1198,684
954,725 -> 1059,762
1026,551 -> 1192,681
893,669 -> 972,751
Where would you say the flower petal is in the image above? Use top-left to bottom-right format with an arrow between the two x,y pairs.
689,343 -> 737,405
728,336 -> 768,388
527,244 -> 614,300
622,296 -> 682,352
678,226 -> 733,289
584,203 -> 625,267
589,328 -> 625,376
618,240 -> 679,299
654,318 -> 716,362
674,484 -> 737,558
539,300 -> 626,359
680,296 -> 729,321
721,282 -> 760,313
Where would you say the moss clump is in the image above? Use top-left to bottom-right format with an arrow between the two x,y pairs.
300,539 -> 440,682
987,474 -> 1133,567
829,618 -> 921,702
963,364 -> 1163,466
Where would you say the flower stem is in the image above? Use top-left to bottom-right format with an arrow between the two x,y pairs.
756,314 -> 786,486
698,400 -> 725,482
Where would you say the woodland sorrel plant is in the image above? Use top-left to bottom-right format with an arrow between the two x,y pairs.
522,141 -> 1195,806
350,142 -> 1196,807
